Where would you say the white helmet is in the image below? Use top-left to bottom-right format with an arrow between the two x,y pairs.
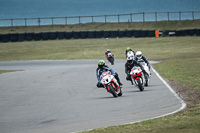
136,51 -> 142,60
127,51 -> 134,57
127,52 -> 134,64
106,49 -> 111,52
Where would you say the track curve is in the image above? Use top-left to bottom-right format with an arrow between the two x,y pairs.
0,60 -> 185,133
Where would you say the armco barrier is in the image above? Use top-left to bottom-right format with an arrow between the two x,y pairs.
96,31 -> 103,38
88,31 -> 96,38
57,32 -> 66,39
133,30 -> 141,37
73,31 -> 80,39
103,31 -> 111,38
1,29 -> 200,43
110,30 -> 118,38
10,33 -> 18,42
80,31 -> 88,39
126,30 -> 134,37
182,29 -> 189,36
175,30 -> 182,36
0,34 -> 2,42
49,32 -> 57,40
65,32 -> 73,39
25,33 -> 34,41
34,33 -> 42,41
148,30 -> 155,37
2,34 -> 9,42
196,29 -> 200,36
189,29 -> 196,36
42,32 -> 50,40
118,30 -> 126,37
18,33 -> 25,41
141,30 -> 148,37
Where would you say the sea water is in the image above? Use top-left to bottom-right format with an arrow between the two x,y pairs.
0,0 -> 199,26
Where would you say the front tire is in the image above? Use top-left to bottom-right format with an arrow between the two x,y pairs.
118,88 -> 122,96
136,78 -> 144,91
108,84 -> 118,97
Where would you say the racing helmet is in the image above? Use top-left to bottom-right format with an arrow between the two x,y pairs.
106,49 -> 111,52
98,60 -> 105,68
127,54 -> 134,64
127,51 -> 134,57
136,51 -> 142,60
126,47 -> 131,51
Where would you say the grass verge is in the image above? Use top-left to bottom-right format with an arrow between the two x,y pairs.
0,36 -> 200,132
0,70 -> 23,74
0,20 -> 200,34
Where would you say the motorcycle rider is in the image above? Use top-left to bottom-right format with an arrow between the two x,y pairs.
125,47 -> 135,57
125,54 -> 145,82
135,51 -> 151,71
105,49 -> 113,58
96,60 -> 123,87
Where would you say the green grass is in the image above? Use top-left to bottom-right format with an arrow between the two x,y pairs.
0,36 -> 200,132
0,70 -> 23,74
1,20 -> 200,34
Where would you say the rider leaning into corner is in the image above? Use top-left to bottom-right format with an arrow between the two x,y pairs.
96,60 -> 123,87
135,51 -> 151,72
125,54 -> 146,82
105,49 -> 113,58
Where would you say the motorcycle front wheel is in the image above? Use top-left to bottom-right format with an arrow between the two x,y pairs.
136,78 -> 144,91
118,88 -> 123,96
144,74 -> 149,86
108,84 -> 118,97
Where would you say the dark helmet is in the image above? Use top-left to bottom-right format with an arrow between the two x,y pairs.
98,60 -> 105,68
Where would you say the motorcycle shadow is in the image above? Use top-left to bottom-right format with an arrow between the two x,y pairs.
125,89 -> 153,93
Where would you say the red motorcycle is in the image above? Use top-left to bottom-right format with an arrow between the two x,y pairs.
100,71 -> 122,97
106,53 -> 114,65
130,66 -> 144,91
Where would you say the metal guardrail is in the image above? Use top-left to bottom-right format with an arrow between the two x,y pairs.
0,11 -> 200,27
1,29 -> 200,42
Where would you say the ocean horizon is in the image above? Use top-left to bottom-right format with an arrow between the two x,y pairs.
0,0 -> 200,26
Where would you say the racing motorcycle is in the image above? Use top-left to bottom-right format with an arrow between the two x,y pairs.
130,66 -> 145,91
137,59 -> 151,86
106,53 -> 114,65
100,71 -> 122,97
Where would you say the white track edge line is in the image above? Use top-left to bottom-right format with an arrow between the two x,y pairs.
73,66 -> 187,133
126,66 -> 187,124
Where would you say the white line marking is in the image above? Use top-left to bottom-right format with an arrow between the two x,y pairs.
126,66 -> 187,125
73,66 -> 187,133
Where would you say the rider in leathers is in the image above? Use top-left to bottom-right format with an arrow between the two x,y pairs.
96,60 -> 123,87
135,51 -> 151,71
125,56 -> 145,81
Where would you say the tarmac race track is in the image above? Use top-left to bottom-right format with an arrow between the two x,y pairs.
0,60 -> 185,133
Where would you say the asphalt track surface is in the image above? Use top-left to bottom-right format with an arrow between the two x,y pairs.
0,60 -> 185,133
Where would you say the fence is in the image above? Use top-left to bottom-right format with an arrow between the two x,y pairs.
0,11 -> 200,27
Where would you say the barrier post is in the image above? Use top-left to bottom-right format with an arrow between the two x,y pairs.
65,17 -> 67,25
155,12 -> 157,23
155,30 -> 159,37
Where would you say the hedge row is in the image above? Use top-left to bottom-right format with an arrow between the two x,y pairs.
0,29 -> 199,42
